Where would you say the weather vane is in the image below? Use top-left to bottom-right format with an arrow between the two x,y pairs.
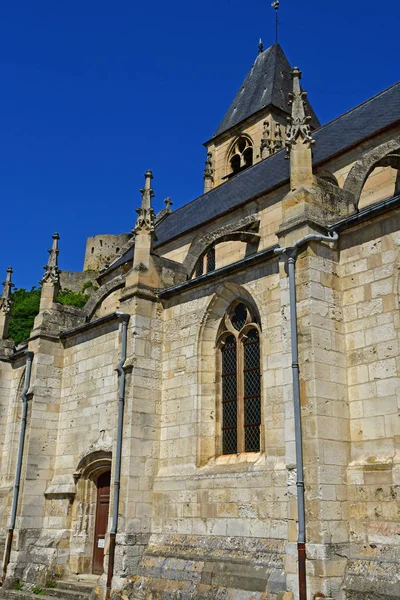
271,1 -> 280,44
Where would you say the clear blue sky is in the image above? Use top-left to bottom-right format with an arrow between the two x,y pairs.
1,1 -> 399,289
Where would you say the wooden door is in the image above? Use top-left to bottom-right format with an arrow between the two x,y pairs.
92,471 -> 111,575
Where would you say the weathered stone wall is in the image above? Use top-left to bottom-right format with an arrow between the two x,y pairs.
60,270 -> 98,294
340,211 -> 400,600
0,358 -> 26,559
84,234 -> 131,272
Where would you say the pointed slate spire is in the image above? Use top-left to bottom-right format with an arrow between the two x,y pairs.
134,170 -> 155,234
0,267 -> 14,339
212,44 -> 319,140
40,233 -> 60,286
285,67 -> 315,156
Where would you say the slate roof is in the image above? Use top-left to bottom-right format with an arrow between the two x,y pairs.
212,43 -> 320,139
153,81 -> 400,248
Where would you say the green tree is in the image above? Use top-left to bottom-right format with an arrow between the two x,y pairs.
8,287 -> 41,345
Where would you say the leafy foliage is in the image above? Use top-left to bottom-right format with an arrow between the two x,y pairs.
57,289 -> 88,308
8,287 -> 41,346
8,287 -> 89,345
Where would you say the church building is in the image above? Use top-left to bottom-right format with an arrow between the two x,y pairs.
0,39 -> 399,600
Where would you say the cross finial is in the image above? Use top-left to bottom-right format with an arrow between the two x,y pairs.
258,38 -> 264,54
164,197 -> 173,212
271,1 -> 280,44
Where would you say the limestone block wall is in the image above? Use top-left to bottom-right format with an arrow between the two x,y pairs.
340,212 -> 400,599
0,359 -> 26,558
158,189 -> 284,272
138,265 -> 290,597
55,321 -> 120,573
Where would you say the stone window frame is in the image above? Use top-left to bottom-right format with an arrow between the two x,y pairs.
193,247 -> 217,278
215,301 -> 263,457
226,135 -> 254,179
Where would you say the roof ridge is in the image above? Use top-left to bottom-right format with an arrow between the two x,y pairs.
313,79 -> 400,135
159,81 -> 400,227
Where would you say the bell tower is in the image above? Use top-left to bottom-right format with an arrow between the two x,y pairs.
203,43 -> 319,191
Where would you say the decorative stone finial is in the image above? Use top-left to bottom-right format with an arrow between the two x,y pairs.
134,170 -> 156,234
285,67 -> 315,157
258,38 -> 264,54
203,152 -> 214,193
164,197 -> 173,212
0,267 -> 14,316
40,233 -> 60,286
0,267 -> 14,340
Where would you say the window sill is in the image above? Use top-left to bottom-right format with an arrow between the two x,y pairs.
202,452 -> 265,473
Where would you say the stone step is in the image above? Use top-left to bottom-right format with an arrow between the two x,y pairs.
1,581 -> 93,600
1,592 -> 57,600
44,586 -> 91,599
56,579 -> 95,594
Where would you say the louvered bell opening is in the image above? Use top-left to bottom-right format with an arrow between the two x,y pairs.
243,328 -> 261,452
221,334 -> 238,455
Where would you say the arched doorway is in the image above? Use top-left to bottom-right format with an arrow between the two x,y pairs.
70,450 -> 112,575
92,470 -> 111,575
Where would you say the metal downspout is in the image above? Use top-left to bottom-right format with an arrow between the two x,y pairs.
1,350 -> 34,585
274,232 -> 338,600
106,313 -> 130,599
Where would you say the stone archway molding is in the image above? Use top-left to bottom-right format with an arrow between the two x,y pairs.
196,282 -> 262,467
84,275 -> 125,321
183,215 -> 260,277
74,449 -> 112,483
343,136 -> 400,209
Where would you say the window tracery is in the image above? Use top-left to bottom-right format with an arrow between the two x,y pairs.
217,302 -> 261,455
227,137 -> 254,177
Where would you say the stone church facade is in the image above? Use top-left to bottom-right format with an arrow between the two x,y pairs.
0,43 -> 399,600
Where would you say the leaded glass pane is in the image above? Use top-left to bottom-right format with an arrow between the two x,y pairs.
243,328 -> 261,452
206,247 -> 216,273
195,257 -> 204,278
231,303 -> 247,331
221,334 -> 237,454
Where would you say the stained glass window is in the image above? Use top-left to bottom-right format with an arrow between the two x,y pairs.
243,329 -> 261,452
195,257 -> 204,278
221,335 -> 237,454
206,247 -> 216,273
219,303 -> 261,456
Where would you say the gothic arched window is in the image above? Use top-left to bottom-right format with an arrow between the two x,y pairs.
227,137 -> 254,178
217,302 -> 262,455
193,247 -> 216,278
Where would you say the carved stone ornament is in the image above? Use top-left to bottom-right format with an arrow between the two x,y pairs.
0,267 -> 14,314
40,233 -> 60,285
260,121 -> 273,158
134,170 -> 156,234
285,67 -> 315,157
203,152 -> 214,181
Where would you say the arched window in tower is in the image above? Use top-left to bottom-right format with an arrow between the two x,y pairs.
227,137 -> 254,178
217,302 -> 262,455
